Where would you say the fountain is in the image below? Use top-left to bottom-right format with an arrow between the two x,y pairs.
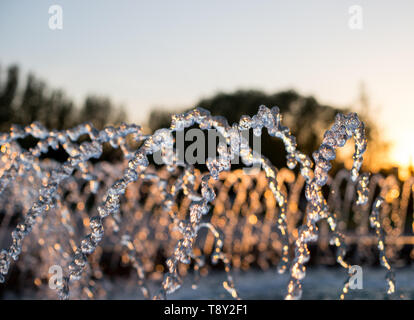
0,105 -> 405,300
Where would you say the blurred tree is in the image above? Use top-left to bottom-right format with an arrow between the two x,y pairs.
148,108 -> 174,132
80,96 -> 112,129
147,89 -> 386,172
0,64 -> 126,130
0,65 -> 19,130
79,96 -> 127,130
19,74 -> 47,125
42,89 -> 75,130
0,64 -> 126,161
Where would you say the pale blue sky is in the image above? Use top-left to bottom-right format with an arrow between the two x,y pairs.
1,0 -> 413,165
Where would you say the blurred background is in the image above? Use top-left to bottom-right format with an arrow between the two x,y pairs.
1,0 -> 414,299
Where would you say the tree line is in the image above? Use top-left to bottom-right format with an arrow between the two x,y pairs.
0,64 -> 126,132
0,63 -> 389,171
148,89 -> 389,171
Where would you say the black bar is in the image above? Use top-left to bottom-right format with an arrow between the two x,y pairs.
0,300 -> 411,319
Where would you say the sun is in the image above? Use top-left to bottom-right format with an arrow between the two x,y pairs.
389,137 -> 414,180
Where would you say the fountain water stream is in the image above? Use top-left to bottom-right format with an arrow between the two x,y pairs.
0,106 -> 400,299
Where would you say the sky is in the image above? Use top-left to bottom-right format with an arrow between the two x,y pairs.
0,0 -> 413,167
